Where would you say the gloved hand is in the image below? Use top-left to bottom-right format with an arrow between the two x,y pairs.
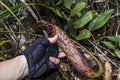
20,36 -> 59,78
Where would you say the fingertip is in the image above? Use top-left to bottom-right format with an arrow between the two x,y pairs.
48,35 -> 58,44
58,52 -> 66,58
53,35 -> 59,41
49,56 -> 60,64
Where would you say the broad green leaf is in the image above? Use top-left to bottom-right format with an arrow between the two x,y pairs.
54,8 -> 63,18
118,41 -> 120,48
74,11 -> 96,28
102,41 -> 115,50
88,9 -> 114,31
70,2 -> 87,17
0,40 -> 11,47
63,0 -> 73,9
107,36 -> 120,48
76,29 -> 91,40
38,4 -> 64,19
55,0 -> 62,6
107,36 -> 120,42
67,20 -> 77,38
0,3 -> 28,19
114,49 -> 120,59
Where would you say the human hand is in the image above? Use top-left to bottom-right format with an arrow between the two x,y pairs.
20,35 -> 66,78
48,36 -> 66,64
49,48 -> 66,64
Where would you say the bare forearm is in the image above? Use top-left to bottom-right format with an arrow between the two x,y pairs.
0,55 -> 28,80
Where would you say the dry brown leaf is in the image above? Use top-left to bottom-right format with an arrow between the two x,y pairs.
104,61 -> 112,80
117,68 -> 120,80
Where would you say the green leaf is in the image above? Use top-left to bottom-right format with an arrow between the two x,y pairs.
107,36 -> 120,42
67,20 -> 77,38
54,8 -> 63,18
107,36 -> 120,48
63,0 -> 73,9
88,9 -> 114,31
74,11 -> 96,28
0,40 -> 11,47
114,49 -> 120,59
102,41 -> 115,50
75,29 -> 91,40
38,4 -> 64,19
70,2 -> 87,17
0,3 -> 28,19
118,41 -> 120,48
55,0 -> 62,6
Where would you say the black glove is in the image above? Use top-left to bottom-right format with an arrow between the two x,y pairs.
20,36 -> 59,78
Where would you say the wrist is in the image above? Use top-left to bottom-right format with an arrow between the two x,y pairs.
17,55 -> 29,78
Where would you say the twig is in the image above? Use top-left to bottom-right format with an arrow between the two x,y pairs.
116,20 -> 120,36
93,0 -> 106,3
58,67 -> 69,80
2,22 -> 17,43
0,31 -> 40,37
111,13 -> 120,18
28,0 -> 42,20
20,0 -> 39,22
97,45 -> 115,57
0,48 -> 15,54
88,40 -> 119,68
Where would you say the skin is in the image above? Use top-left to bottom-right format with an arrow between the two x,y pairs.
49,35 -> 66,64
0,35 -> 66,80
